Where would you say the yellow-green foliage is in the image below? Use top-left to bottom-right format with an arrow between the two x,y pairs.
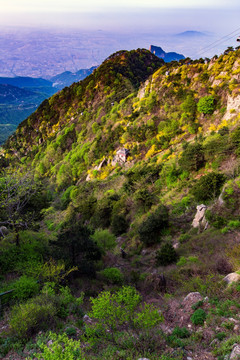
9,294 -> 57,339
32,332 -> 86,360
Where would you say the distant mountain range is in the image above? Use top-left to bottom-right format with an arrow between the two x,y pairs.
50,66 -> 98,90
149,45 -> 185,62
176,31 -> 208,37
0,67 -> 97,144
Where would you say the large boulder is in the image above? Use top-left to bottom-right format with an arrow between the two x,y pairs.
182,292 -> 203,306
192,204 -> 208,230
223,272 -> 240,285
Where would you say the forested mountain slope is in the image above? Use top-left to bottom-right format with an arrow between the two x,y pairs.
1,48 -> 240,360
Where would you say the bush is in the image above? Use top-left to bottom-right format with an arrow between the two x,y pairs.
190,308 -> 207,325
99,267 -> 124,285
9,294 -> 57,340
138,205 -> 169,246
191,172 -> 226,202
88,286 -> 163,342
215,332 -> 227,341
13,275 -> 39,301
91,229 -> 116,254
33,332 -> 85,360
156,243 -> 178,266
65,327 -> 77,337
197,95 -> 215,115
172,326 -> 190,338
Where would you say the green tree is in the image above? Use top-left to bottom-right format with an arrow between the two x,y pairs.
181,94 -> 197,122
138,205 -> 169,246
52,224 -> 101,272
197,95 -> 215,115
88,286 -> 163,342
179,142 -> 205,172
156,243 -> 178,266
191,172 -> 226,202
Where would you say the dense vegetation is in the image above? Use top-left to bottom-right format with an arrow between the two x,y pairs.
1,47 -> 240,359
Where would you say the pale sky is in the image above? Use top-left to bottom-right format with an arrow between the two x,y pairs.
1,0 -> 239,12
0,0 -> 239,60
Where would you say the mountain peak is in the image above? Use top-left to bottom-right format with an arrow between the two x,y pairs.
149,45 -> 185,62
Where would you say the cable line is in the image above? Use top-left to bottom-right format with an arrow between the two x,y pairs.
195,26 -> 240,58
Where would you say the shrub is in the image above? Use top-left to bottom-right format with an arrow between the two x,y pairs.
91,229 -> 116,254
190,308 -> 207,325
33,332 -> 85,360
138,205 -> 169,246
191,172 -> 226,202
88,286 -> 163,342
65,327 -> 77,337
12,275 -> 39,301
172,326 -> 190,338
156,243 -> 178,266
99,267 -> 124,285
197,95 -> 215,115
215,332 -> 227,341
9,294 -> 57,340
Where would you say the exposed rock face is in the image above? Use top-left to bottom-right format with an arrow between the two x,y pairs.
223,272 -> 240,285
230,344 -> 240,360
138,80 -> 150,100
225,94 -> 240,120
192,204 -> 208,230
149,45 -> 185,62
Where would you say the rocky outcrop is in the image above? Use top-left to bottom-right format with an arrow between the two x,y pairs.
182,292 -> 203,306
230,345 -> 240,360
149,45 -> 185,62
225,94 -> 240,120
192,204 -> 208,230
223,272 -> 240,285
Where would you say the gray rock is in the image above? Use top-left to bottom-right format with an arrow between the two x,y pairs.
83,315 -> 92,324
47,340 -> 53,347
192,204 -> 208,230
230,344 -> 240,360
0,226 -> 8,237
182,292 -> 203,305
223,273 -> 240,285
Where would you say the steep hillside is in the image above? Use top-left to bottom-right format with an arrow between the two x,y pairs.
2,48 -> 240,360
